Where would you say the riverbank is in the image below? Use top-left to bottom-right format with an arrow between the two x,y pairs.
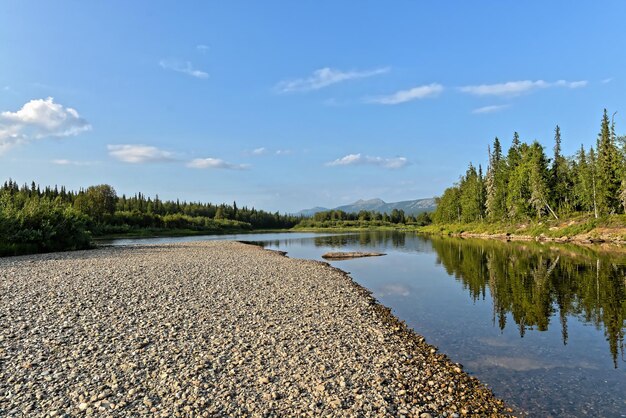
419,214 -> 626,245
0,242 -> 507,416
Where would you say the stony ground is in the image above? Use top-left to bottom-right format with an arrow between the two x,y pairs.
0,242 -> 507,417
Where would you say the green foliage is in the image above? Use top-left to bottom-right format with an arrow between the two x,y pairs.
74,184 -> 117,221
433,186 -> 461,223
486,137 -> 508,221
295,208 -> 431,229
596,109 -> 622,215
0,187 -> 91,256
1,179 -> 301,256
434,110 -> 625,226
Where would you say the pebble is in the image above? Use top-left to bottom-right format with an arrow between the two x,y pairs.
0,242 -> 507,416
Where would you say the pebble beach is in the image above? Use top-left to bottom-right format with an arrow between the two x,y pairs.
0,241 -> 507,417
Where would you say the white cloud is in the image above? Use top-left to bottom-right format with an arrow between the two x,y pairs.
159,59 -> 208,79
326,153 -> 409,169
554,79 -> 587,88
460,79 -> 587,96
247,147 -> 292,156
52,159 -> 96,166
328,153 -> 361,166
472,104 -> 510,114
367,83 -> 443,104
0,97 -> 91,154
196,44 -> 209,53
378,283 -> 411,297
107,144 -> 174,163
276,67 -> 389,93
187,158 -> 249,170
601,78 -> 613,84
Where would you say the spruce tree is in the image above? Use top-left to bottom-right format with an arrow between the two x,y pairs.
596,109 -> 621,214
528,142 -> 554,218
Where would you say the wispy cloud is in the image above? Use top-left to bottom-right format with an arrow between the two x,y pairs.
559,80 -> 587,89
460,79 -> 587,96
0,97 -> 91,155
196,44 -> 209,53
52,159 -> 97,166
276,67 -> 389,93
108,144 -> 174,163
247,147 -> 293,156
378,283 -> 411,297
367,83 -> 443,105
159,59 -> 208,79
187,158 -> 249,170
601,77 -> 613,84
472,104 -> 510,114
326,153 -> 409,169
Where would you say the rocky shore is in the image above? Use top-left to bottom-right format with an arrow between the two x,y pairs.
1,242 -> 507,417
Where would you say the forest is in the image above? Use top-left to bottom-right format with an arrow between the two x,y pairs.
0,181 -> 301,256
433,110 -> 626,225
295,208 -> 432,229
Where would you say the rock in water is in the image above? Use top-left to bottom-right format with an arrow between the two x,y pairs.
321,251 -> 386,260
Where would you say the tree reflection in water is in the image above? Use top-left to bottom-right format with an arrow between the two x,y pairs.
429,237 -> 626,368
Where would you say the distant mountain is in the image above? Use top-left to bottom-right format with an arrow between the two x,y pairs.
296,206 -> 329,217
296,198 -> 436,217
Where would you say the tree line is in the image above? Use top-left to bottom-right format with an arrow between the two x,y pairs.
433,110 -> 626,224
296,208 -> 432,228
0,181 -> 301,255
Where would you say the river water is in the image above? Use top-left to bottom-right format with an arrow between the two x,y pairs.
103,231 -> 626,417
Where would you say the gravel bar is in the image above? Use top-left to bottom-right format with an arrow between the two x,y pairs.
0,242 -> 507,417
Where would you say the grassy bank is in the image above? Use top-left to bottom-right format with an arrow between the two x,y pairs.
419,213 -> 626,243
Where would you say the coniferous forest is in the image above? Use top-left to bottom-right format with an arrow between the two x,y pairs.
0,182 -> 300,256
433,110 -> 626,225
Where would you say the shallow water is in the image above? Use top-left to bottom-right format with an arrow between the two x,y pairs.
104,231 -> 626,417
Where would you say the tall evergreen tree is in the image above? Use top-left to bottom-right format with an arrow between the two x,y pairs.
486,137 -> 508,221
506,137 -> 531,219
573,145 -> 594,214
550,125 -> 571,212
527,142 -> 554,219
596,109 -> 621,214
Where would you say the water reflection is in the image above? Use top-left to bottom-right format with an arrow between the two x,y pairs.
430,237 -> 626,368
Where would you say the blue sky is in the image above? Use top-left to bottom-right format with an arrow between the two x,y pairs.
1,1 -> 625,212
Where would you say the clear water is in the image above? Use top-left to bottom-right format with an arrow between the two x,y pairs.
103,231 -> 626,417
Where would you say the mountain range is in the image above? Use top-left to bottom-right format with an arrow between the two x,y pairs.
296,198 -> 437,217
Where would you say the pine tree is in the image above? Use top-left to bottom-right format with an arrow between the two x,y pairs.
589,147 -> 599,218
506,137 -> 532,219
527,142 -> 555,219
485,145 -> 496,219
459,163 -> 485,222
573,145 -> 592,213
596,109 -> 621,215
486,137 -> 508,221
550,125 -> 570,213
